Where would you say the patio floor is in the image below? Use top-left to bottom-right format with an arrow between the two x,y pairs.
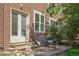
32,45 -> 71,56
0,45 -> 71,56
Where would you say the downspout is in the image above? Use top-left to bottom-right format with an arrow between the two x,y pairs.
3,4 -> 6,51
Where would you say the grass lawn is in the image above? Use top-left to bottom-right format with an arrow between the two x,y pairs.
65,48 -> 79,56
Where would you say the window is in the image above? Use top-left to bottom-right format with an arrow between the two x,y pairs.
12,11 -> 27,36
12,12 -> 18,35
21,15 -> 26,36
50,20 -> 55,26
40,15 -> 44,31
34,10 -> 45,32
48,18 -> 57,27
35,13 -> 39,31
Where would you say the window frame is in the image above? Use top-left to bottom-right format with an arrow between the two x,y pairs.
10,9 -> 30,43
34,10 -> 45,33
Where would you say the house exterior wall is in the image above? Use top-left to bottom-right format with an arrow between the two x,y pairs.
0,4 -> 4,48
0,3 -> 51,49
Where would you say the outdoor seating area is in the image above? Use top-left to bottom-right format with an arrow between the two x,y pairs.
33,35 -> 57,48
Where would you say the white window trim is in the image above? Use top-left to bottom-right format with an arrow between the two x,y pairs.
34,10 -> 45,33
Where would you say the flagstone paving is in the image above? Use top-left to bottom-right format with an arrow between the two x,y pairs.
0,45 -> 71,56
32,45 -> 71,56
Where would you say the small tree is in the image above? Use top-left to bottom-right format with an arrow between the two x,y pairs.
64,14 -> 79,45
47,3 -> 79,46
62,4 -> 79,46
47,3 -> 65,45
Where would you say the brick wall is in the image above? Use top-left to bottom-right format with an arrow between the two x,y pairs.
0,4 -> 4,48
0,3 -> 50,48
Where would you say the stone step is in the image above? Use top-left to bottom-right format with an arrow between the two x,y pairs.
0,41 -> 4,44
11,42 -> 33,46
14,45 -> 31,50
7,42 -> 33,52
6,45 -> 32,52
0,41 -> 4,48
